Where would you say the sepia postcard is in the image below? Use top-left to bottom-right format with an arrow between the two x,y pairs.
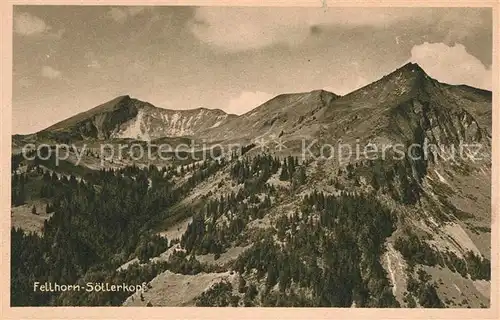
1,1 -> 498,319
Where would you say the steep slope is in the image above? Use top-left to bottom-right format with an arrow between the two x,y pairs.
286,63 -> 491,146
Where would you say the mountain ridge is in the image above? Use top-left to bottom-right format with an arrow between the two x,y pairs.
13,62 -> 492,145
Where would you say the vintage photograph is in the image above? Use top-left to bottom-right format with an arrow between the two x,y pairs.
10,5 -> 493,308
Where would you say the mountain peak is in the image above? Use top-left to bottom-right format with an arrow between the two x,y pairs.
399,62 -> 425,73
105,95 -> 133,108
390,62 -> 429,81
337,62 -> 434,103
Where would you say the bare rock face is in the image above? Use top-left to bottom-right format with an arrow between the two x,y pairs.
111,105 -> 234,141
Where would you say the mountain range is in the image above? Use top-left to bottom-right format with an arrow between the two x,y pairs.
11,62 -> 492,308
14,63 -> 491,149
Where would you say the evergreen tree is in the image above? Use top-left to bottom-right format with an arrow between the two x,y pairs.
279,164 -> 289,181
238,275 -> 247,293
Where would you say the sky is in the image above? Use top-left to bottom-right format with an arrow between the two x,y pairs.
12,6 -> 493,134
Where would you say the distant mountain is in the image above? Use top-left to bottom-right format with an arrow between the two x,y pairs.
13,90 -> 341,146
13,63 -> 491,149
307,62 -> 491,146
200,89 -> 339,143
200,62 -> 491,155
22,95 -> 236,143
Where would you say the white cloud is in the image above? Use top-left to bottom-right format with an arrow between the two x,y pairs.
14,12 -> 65,39
226,91 -> 274,115
107,7 -> 146,23
14,12 -> 50,35
409,42 -> 491,90
188,8 -> 488,52
41,66 -> 62,79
